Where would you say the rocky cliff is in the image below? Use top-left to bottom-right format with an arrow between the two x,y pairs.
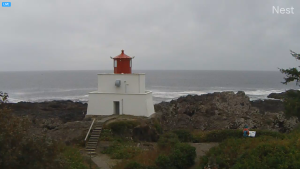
5,100 -> 90,144
154,91 -> 298,132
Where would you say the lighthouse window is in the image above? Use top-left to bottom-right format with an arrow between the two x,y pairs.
114,60 -> 117,67
130,60 -> 132,67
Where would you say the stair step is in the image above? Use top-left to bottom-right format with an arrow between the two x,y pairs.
91,133 -> 101,135
91,135 -> 100,137
86,148 -> 96,151
88,140 -> 98,142
87,142 -> 98,144
89,137 -> 100,139
90,136 -> 100,138
92,130 -> 102,133
87,144 -> 97,146
86,146 -> 97,148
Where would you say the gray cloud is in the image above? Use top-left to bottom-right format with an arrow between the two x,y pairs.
0,0 -> 299,71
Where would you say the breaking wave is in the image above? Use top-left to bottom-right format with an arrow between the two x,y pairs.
7,89 -> 291,104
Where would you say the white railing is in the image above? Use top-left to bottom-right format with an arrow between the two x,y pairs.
85,118 -> 95,141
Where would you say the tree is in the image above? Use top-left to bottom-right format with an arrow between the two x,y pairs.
279,50 -> 300,118
0,91 -> 8,104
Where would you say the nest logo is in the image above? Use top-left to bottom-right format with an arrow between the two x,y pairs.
2,2 -> 11,7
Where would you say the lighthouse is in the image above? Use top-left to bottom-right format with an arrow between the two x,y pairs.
86,50 -> 155,117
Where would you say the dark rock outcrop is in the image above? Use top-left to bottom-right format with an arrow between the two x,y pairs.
7,100 -> 87,123
132,124 -> 159,142
6,100 -> 90,144
267,89 -> 298,99
154,91 -> 298,133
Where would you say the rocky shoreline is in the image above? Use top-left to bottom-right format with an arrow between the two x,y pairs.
3,90 -> 299,143
154,91 -> 298,133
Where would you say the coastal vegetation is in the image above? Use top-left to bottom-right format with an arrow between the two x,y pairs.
198,127 -> 300,168
279,50 -> 300,119
0,93 -> 92,169
100,123 -> 294,169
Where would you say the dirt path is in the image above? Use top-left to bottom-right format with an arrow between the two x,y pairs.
189,143 -> 219,169
92,153 -> 120,169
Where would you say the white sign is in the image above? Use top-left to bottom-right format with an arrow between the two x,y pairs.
249,131 -> 256,137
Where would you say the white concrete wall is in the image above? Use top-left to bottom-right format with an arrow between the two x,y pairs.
97,74 -> 145,94
87,92 -> 155,117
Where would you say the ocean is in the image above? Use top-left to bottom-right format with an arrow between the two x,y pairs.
0,70 -> 298,104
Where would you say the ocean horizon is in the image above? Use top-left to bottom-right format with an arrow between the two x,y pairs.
0,70 -> 298,104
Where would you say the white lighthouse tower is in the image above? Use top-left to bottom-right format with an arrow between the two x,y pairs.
86,50 -> 155,117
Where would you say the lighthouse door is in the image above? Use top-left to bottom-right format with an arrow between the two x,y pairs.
113,101 -> 120,115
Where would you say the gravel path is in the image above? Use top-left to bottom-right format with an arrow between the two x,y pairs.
189,143 -> 219,169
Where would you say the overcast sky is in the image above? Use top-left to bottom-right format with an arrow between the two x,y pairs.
0,0 -> 299,71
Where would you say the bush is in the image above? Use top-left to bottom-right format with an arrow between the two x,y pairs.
156,143 -> 196,169
172,129 -> 193,142
199,132 -> 300,169
61,146 -> 89,169
157,132 -> 180,149
101,141 -> 141,159
232,143 -> 300,169
192,129 -> 286,143
170,143 -> 196,168
153,120 -> 163,134
124,161 -> 145,169
106,120 -> 140,135
155,155 -> 174,169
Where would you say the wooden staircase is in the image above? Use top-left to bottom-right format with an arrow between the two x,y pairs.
84,116 -> 117,156
85,123 -> 102,155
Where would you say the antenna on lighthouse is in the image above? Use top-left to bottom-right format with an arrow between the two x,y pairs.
110,56 -> 113,59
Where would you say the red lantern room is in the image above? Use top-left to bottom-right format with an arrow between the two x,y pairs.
112,50 -> 133,74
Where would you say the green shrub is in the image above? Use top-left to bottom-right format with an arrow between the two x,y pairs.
61,146 -> 89,169
170,143 -> 196,168
124,161 -> 145,169
192,129 -> 286,143
107,120 -> 140,135
199,132 -> 300,169
157,132 -> 180,149
153,121 -> 163,134
172,129 -> 193,142
155,155 -> 174,169
156,143 -> 196,169
99,129 -> 115,141
101,141 -> 141,159
232,143 -> 300,169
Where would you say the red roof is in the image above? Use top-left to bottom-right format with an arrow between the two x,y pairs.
113,50 -> 132,59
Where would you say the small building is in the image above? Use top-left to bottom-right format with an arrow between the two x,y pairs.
86,50 -> 155,117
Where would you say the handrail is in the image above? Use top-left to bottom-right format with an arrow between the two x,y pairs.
85,118 -> 95,141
